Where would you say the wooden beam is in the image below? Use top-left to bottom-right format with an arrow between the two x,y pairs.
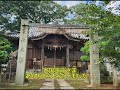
31,33 -> 85,42
31,34 -> 48,40
54,48 -> 56,68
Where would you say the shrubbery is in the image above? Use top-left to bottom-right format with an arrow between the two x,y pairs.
0,36 -> 12,65
26,67 -> 88,79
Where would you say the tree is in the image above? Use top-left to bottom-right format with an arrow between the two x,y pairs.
0,1 -> 69,66
0,34 -> 12,65
71,2 -> 120,68
80,41 -> 90,61
70,2 -> 120,86
0,1 -> 69,31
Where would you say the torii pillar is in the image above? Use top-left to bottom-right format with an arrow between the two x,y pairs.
90,33 -> 100,87
15,19 -> 29,85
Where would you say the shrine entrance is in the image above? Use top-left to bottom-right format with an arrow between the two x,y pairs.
13,19 -> 100,87
42,34 -> 70,67
44,46 -> 66,67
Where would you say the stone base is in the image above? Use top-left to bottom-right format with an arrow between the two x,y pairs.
40,86 -> 55,89
60,86 -> 74,89
10,83 -> 29,86
86,84 -> 101,88
86,84 -> 92,88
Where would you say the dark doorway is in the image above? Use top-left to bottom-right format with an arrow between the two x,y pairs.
44,46 -> 66,67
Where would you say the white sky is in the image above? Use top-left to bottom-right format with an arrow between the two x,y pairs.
106,1 -> 120,15
54,1 -> 86,8
54,1 -> 120,15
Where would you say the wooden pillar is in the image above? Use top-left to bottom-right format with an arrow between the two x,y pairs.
66,45 -> 70,67
90,33 -> 100,87
54,48 -> 56,68
41,43 -> 44,72
15,19 -> 29,85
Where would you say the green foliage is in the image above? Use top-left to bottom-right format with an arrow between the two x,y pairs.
81,41 -> 89,54
71,3 -> 120,68
0,1 -> 69,64
80,56 -> 89,62
26,67 -> 88,79
0,35 -> 12,63
0,1 -> 69,31
80,41 -> 90,61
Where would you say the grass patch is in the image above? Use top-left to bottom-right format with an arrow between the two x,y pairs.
66,79 -> 89,89
66,79 -> 120,89
0,79 -> 45,89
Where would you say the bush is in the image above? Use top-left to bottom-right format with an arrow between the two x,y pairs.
26,67 -> 88,79
0,36 -> 12,65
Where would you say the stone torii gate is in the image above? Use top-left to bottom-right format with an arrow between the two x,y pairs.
15,19 -> 100,87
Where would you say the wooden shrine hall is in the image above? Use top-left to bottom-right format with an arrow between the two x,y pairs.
6,23 -> 89,69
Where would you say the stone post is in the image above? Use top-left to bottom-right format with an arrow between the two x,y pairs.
113,65 -> 118,87
15,19 -> 29,85
90,33 -> 100,87
0,69 -> 1,82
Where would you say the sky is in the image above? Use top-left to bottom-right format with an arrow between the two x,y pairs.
54,1 -> 92,19
106,1 -> 120,15
54,1 -> 91,8
54,1 -> 84,8
54,1 -> 120,16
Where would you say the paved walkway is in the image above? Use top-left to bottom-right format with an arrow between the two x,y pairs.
40,79 -> 55,89
57,79 -> 74,89
40,79 -> 74,89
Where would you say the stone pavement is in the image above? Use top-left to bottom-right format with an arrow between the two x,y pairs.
40,79 -> 74,89
57,79 -> 74,89
40,79 -> 55,89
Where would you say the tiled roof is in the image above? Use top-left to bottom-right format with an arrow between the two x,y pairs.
6,24 -> 89,40
29,23 -> 89,29
6,27 -> 44,38
69,33 -> 89,40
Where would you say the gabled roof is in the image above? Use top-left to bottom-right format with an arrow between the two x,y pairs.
6,24 -> 89,41
29,23 -> 89,29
